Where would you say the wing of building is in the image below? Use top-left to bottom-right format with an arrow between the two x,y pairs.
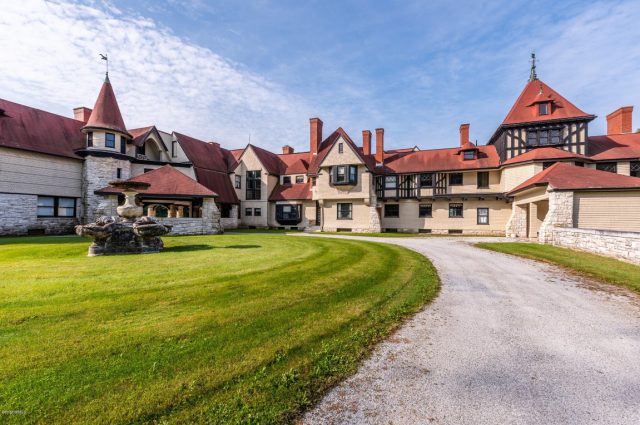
1,65 -> 639,237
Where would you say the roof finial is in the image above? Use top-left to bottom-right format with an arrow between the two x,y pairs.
529,52 -> 538,82
99,53 -> 109,82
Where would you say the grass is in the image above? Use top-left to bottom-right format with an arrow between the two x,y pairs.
0,234 -> 439,424
317,231 -> 502,238
476,242 -> 640,294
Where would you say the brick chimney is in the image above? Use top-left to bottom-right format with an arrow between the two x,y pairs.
282,145 -> 294,154
362,130 -> 372,156
459,123 -> 470,146
375,128 -> 384,165
310,117 -> 323,158
607,106 -> 633,134
73,106 -> 92,123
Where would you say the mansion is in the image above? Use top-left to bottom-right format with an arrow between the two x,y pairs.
1,66 -> 640,239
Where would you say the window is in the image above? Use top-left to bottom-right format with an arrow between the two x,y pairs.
419,203 -> 432,218
575,162 -> 585,167
463,150 -> 475,160
337,203 -> 352,220
477,208 -> 489,225
332,165 -> 357,185
296,175 -> 304,184
105,133 -> 115,148
143,168 -> 153,173
136,144 -> 146,156
338,143 -> 344,153
538,102 -> 549,115
246,170 -> 261,200
631,161 -> 640,177
420,173 -> 433,188
116,168 -> 122,179
37,196 -> 76,217
449,173 -> 463,185
477,171 -> 489,188
449,203 -> 463,218
235,175 -> 241,189
596,162 -> 617,173
542,161 -> 555,170
120,137 -> 127,154
385,175 -> 397,189
283,176 -> 291,184
87,132 -> 93,147
245,208 -> 253,217
276,204 -> 301,224
254,208 -> 262,217
526,128 -> 561,146
172,140 -> 178,158
384,204 -> 399,217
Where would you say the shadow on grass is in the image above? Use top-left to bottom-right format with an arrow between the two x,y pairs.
163,244 -> 215,253
223,245 -> 261,249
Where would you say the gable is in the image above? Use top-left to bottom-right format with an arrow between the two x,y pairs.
318,136 -> 364,168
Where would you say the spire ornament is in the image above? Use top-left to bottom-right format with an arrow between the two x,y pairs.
99,53 -> 109,82
529,52 -> 538,81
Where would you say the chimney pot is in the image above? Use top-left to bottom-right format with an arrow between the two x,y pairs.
362,130 -> 372,156
459,123 -> 470,146
309,117 -> 323,160
607,106 -> 633,134
74,106 -> 92,124
282,145 -> 294,154
375,128 -> 384,165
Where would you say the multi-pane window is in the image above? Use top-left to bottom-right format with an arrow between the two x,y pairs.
283,176 -> 291,184
37,196 -> 76,217
596,162 -> 617,173
477,171 -> 489,188
338,143 -> 344,153
420,173 -> 433,187
172,140 -> 178,158
276,204 -> 300,221
384,175 -> 397,189
337,203 -> 352,220
235,175 -> 241,189
105,133 -> 116,148
631,161 -> 640,177
254,208 -> 262,217
384,204 -> 399,217
87,132 -> 93,147
245,208 -> 253,217
449,203 -> 463,218
246,170 -> 261,200
137,144 -> 146,156
477,208 -> 489,225
538,102 -> 549,115
526,129 -> 561,146
449,173 -> 463,185
419,204 -> 432,218
120,137 -> 127,154
332,165 -> 357,185
296,175 -> 304,184
463,150 -> 475,160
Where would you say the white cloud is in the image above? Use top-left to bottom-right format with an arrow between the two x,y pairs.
0,0 -> 312,150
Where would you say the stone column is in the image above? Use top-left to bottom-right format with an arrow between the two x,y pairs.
169,205 -> 177,218
505,202 -> 528,238
148,205 -> 156,217
539,189 -> 574,244
176,206 -> 184,218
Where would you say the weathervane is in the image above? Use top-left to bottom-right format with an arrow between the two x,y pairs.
99,53 -> 109,81
529,52 -> 538,82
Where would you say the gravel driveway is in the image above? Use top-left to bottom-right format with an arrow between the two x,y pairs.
300,236 -> 640,425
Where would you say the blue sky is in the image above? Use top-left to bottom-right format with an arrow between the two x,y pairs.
1,0 -> 639,152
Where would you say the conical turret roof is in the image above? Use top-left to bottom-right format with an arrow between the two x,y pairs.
83,74 -> 131,137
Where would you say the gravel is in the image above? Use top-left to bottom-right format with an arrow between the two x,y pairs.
300,236 -> 640,425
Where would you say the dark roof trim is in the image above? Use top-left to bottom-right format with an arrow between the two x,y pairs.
488,115 -> 597,145
75,149 -> 192,167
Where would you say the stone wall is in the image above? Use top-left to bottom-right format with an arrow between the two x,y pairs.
0,193 -> 77,235
539,190 -> 574,243
543,226 -> 640,265
506,204 -> 527,237
82,156 -> 131,223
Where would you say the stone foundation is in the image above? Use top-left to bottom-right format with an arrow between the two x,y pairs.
0,193 -> 78,235
543,226 -> 640,265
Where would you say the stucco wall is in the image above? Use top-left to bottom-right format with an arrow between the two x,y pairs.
321,199 -> 381,232
501,163 -> 541,192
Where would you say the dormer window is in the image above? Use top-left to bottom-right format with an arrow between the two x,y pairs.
463,150 -> 475,160
538,102 -> 549,115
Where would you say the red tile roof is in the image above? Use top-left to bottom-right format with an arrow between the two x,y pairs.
502,79 -> 594,125
509,162 -> 640,195
192,168 -> 239,204
84,77 -> 131,136
248,144 -> 283,175
96,165 -> 217,197
128,126 -> 154,147
588,133 -> 640,160
308,128 -> 371,174
380,145 -> 500,174
279,151 -> 310,174
0,98 -> 84,159
502,147 -> 590,165
269,181 -> 313,201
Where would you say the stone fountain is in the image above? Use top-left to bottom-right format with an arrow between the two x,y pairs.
75,181 -> 172,256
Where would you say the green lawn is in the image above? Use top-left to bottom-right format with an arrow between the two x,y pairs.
476,242 -> 640,293
317,231 -> 502,238
0,234 -> 439,424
